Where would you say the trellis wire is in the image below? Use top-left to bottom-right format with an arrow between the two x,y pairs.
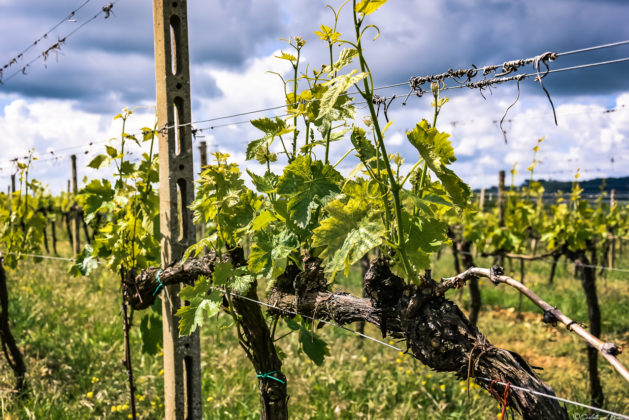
373,55 -> 629,93
1,251 -> 106,266
228,290 -> 629,419
475,378 -> 629,420
1,0 -> 118,85
161,39 -> 629,131
3,247 -> 627,417
456,250 -> 629,274
3,252 -> 76,262
229,290 -> 403,352
557,39 -> 629,57
0,135 -> 146,171
8,243 -> 629,275
0,0 -> 93,73
0,32 -> 627,154
195,100 -> 629,144
2,53 -> 628,169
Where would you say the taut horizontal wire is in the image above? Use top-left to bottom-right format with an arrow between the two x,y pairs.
229,290 -> 403,352
201,101 -> 629,141
456,249 -> 629,274
0,134 -> 148,169
1,0 -> 118,85
475,378 -> 629,419
2,252 -> 75,262
172,53 -> 629,133
226,289 -> 629,419
3,247 -> 627,416
2,51 -> 629,168
557,39 -> 629,57
546,56 -> 629,75
0,0 -> 92,73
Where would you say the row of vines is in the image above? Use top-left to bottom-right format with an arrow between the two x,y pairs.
1,1 -> 628,419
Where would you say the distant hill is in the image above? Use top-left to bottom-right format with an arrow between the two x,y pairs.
481,176 -> 629,197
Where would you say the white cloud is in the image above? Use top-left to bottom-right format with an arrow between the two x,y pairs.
196,51 -> 292,124
2,43 -> 628,193
387,132 -> 404,146
0,96 -> 155,192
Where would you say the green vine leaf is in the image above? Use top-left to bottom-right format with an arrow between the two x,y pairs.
249,229 -> 299,278
247,117 -> 295,163
276,156 -> 342,227
179,276 -> 212,301
285,318 -> 330,366
406,120 -> 471,208
139,299 -> 162,355
355,0 -> 387,15
314,24 -> 341,44
299,327 -> 329,366
404,213 -> 448,270
105,145 -> 118,158
350,127 -> 375,159
275,51 -> 297,62
69,245 -> 99,276
248,170 -> 279,194
324,48 -> 358,74
230,271 -> 255,294
79,179 -> 114,223
312,180 -> 385,279
176,290 -> 222,336
317,70 -> 367,123
87,154 -> 108,169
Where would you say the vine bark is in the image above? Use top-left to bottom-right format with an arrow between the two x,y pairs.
126,255 -> 569,419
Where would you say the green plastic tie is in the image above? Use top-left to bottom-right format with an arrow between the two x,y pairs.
153,270 -> 164,296
256,371 -> 285,385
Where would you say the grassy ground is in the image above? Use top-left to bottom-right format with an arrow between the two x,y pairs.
0,238 -> 628,418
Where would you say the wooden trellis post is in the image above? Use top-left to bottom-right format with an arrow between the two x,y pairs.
497,170 -> 506,267
197,141 -> 207,241
498,170 -> 506,227
152,0 -> 203,418
71,154 -> 81,256
198,141 -> 208,167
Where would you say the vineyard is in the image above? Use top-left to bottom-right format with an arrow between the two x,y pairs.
0,0 -> 628,419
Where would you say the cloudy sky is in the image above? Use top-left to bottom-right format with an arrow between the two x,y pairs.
0,0 -> 628,193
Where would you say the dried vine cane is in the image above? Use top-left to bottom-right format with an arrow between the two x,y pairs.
121,266 -> 137,420
121,297 -> 138,420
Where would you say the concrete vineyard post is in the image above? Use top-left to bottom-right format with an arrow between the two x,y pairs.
152,0 -> 203,418
479,187 -> 485,211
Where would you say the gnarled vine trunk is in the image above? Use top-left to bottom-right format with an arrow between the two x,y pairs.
0,256 -> 26,394
548,253 -> 560,285
458,240 -> 481,326
126,255 -> 568,419
228,249 -> 288,420
564,246 -> 604,408
447,229 -> 481,326
128,251 -> 288,419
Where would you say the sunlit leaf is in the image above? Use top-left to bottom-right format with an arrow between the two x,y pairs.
406,120 -> 471,208
355,0 -> 387,15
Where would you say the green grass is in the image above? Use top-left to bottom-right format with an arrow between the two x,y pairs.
0,239 -> 628,418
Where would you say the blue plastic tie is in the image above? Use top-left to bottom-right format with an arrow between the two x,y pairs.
153,269 -> 164,296
256,371 -> 285,385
